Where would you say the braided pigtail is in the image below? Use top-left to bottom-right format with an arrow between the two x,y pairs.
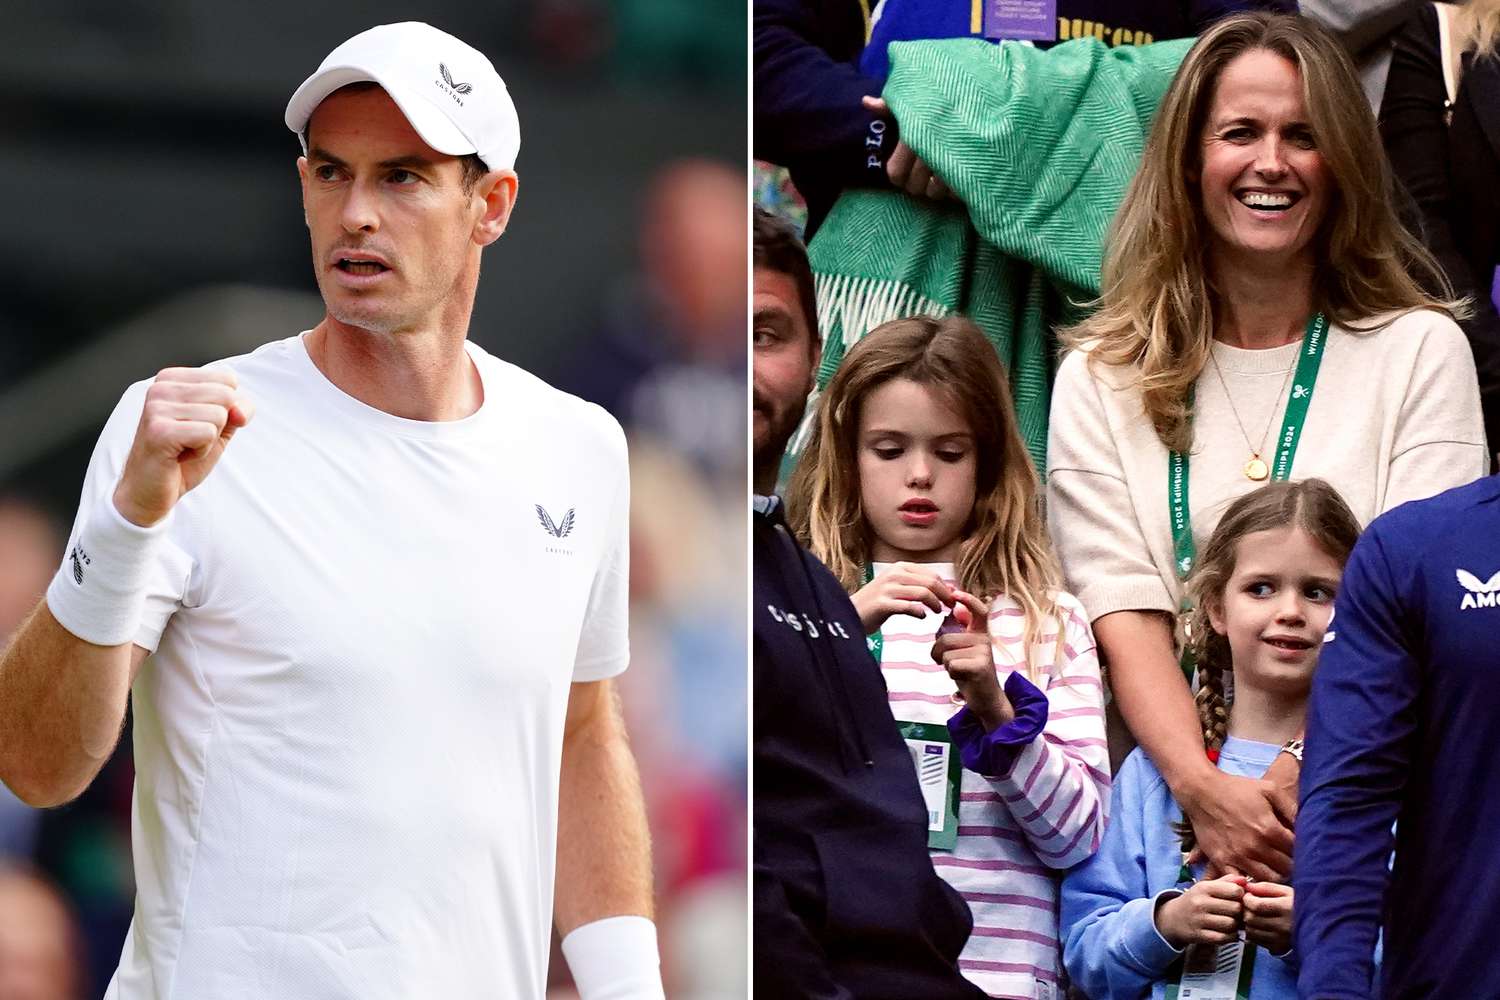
1173,617 -> 1233,855
1167,478 -> 1362,857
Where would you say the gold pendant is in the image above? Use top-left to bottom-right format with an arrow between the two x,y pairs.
1244,456 -> 1269,481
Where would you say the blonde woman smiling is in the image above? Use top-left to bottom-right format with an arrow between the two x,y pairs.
1047,12 -> 1485,883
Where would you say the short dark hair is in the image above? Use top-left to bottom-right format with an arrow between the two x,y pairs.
457,154 -> 487,195
753,208 -> 818,352
307,81 -> 491,195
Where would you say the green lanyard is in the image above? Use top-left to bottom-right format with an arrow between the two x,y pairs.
1168,314 -> 1328,675
862,564 -> 884,663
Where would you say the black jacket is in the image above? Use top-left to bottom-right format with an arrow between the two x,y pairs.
752,499 -> 983,1000
1382,4 -> 1500,455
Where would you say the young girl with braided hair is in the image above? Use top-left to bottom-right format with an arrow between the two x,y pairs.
786,315 -> 1109,1000
1059,479 -> 1360,999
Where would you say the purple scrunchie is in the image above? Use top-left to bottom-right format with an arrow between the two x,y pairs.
946,670 -> 1050,777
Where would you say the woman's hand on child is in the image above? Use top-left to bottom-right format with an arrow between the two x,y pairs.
850,563 -> 956,634
1155,875 -> 1247,949
931,591 -> 1013,731
1179,770 -> 1294,882
1242,881 -> 1294,955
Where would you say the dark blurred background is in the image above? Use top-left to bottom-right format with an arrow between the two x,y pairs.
0,2 -> 746,997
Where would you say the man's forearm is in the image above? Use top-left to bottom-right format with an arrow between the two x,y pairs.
0,601 -> 134,807
1093,611 -> 1213,797
555,680 -> 654,935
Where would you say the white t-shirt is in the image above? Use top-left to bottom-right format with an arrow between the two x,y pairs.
57,334 -> 630,1000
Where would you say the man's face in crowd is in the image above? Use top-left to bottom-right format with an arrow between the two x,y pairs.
753,267 -> 820,493
297,86 -> 512,335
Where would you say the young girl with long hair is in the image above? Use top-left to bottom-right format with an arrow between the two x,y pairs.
1059,479 -> 1361,999
786,315 -> 1108,1000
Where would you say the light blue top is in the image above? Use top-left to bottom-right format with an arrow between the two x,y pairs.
1059,736 -> 1297,999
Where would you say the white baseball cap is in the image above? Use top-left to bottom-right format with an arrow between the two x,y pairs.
285,22 -> 520,171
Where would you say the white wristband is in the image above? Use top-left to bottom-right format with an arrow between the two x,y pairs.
560,915 -> 665,1000
45,499 -> 169,646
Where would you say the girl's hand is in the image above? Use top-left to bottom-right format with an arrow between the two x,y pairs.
850,562 -> 956,634
1243,881 -> 1293,955
1155,875 -> 1247,949
931,591 -> 1013,731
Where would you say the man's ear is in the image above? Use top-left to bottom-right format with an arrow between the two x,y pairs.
473,170 -> 519,246
296,156 -> 311,228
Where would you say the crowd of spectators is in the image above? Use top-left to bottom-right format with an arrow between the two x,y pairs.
755,1 -> 1500,997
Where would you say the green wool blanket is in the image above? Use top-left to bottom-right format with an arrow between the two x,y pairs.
804,35 -> 1192,474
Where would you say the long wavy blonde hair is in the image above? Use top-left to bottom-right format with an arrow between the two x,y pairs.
1061,12 -> 1458,454
785,316 -> 1064,678
1455,0 -> 1500,59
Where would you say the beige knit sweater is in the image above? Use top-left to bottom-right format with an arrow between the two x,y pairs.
1047,308 -> 1489,621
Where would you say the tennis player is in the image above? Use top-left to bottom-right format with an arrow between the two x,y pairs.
0,23 -> 661,999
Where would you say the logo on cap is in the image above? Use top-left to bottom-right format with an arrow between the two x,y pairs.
436,63 -> 472,106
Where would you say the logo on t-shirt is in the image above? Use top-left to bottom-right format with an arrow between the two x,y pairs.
1457,568 -> 1500,609
69,543 -> 91,585
535,505 -> 575,539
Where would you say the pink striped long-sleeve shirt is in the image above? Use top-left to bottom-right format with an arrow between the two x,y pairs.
874,563 -> 1110,1000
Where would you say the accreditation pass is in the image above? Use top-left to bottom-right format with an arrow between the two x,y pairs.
1167,935 -> 1257,1000
897,721 -> 960,851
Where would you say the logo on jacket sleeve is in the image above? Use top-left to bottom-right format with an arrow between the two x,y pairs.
1457,568 -> 1500,609
536,505 -> 575,539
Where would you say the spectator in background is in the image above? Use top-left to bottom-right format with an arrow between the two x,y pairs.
0,864 -> 83,1000
1301,0 -> 1426,108
859,0 -> 1298,79
1048,12 -> 1484,886
1381,0 -> 1500,459
754,0 -> 891,238
754,0 -> 1294,237
0,499 -> 59,644
565,159 -> 745,490
0,497 -> 130,1000
0,499 -> 61,860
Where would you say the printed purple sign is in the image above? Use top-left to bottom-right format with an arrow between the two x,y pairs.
981,0 -> 1058,41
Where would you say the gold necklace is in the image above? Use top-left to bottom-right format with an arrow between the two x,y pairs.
1208,351 -> 1295,481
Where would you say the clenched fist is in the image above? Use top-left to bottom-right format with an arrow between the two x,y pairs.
1243,880 -> 1293,955
1155,874 -> 1247,949
112,368 -> 254,527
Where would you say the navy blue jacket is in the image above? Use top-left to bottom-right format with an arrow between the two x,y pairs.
1297,475 -> 1500,998
753,499 -> 983,999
